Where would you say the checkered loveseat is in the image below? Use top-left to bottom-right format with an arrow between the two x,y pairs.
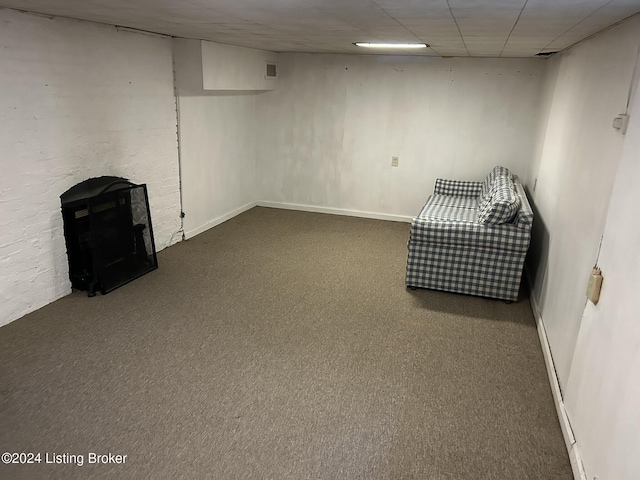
405,166 -> 533,302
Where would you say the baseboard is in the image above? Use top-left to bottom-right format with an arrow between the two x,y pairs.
184,201 -> 257,239
184,201 -> 411,240
527,272 -> 586,480
257,201 -> 413,223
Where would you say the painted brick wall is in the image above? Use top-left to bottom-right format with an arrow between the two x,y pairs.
0,9 -> 181,326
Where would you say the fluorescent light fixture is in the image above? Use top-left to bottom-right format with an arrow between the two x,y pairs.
355,42 -> 428,49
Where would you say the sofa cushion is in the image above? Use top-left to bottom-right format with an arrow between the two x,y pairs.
477,176 -> 520,225
428,194 -> 478,209
434,178 -> 482,198
418,195 -> 478,223
480,166 -> 513,202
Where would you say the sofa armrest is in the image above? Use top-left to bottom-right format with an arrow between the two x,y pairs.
434,179 -> 482,198
410,218 -> 531,253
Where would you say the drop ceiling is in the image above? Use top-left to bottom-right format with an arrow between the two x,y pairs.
1,0 -> 639,57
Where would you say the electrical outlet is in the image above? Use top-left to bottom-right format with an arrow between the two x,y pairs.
612,114 -> 629,134
391,156 -> 399,167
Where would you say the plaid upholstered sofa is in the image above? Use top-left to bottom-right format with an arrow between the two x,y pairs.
405,166 -> 533,302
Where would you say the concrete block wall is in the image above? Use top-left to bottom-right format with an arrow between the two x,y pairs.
0,9 -> 181,327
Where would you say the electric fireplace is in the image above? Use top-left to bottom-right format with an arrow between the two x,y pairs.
60,176 -> 158,296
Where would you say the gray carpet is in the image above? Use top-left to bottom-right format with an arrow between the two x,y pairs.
0,207 -> 571,479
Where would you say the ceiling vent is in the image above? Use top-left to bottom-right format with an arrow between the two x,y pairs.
535,51 -> 558,57
266,63 -> 277,78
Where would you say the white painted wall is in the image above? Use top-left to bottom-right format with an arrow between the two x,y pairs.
173,39 -> 261,238
177,94 -> 258,238
562,53 -> 640,479
0,10 -> 181,327
256,54 -> 545,218
525,13 -> 640,479
173,38 -> 204,93
201,41 -> 277,91
525,15 -> 640,389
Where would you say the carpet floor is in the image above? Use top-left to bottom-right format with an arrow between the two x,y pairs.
0,207 -> 571,479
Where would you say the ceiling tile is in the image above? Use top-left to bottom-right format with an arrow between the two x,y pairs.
0,0 -> 638,57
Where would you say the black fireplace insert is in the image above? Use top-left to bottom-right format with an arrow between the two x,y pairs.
61,176 -> 158,296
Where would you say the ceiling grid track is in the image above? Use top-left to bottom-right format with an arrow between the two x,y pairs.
498,0 -> 530,58
445,0 -> 471,57
1,1 -> 639,57
540,0 -> 615,53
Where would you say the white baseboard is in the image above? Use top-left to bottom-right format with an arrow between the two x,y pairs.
184,201 -> 411,240
257,201 -> 413,223
527,276 -> 586,480
184,201 -> 257,239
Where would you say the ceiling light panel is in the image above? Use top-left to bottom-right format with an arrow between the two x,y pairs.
355,42 -> 428,48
